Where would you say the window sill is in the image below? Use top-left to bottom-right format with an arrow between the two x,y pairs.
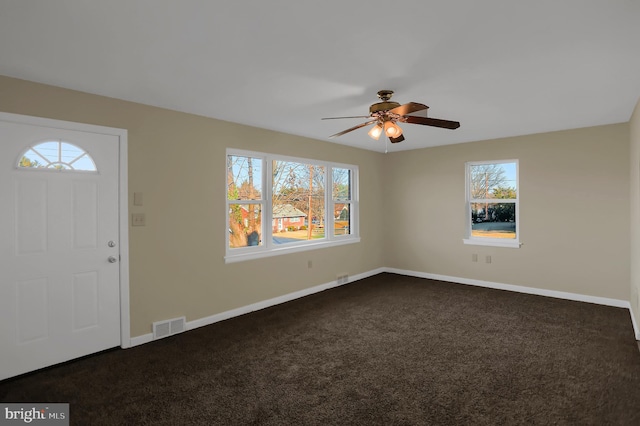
225,236 -> 360,263
463,238 -> 521,248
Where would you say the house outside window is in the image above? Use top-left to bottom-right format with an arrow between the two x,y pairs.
463,160 -> 520,248
272,204 -> 306,232
226,149 -> 359,262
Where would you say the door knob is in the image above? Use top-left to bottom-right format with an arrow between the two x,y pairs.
108,256 -> 118,263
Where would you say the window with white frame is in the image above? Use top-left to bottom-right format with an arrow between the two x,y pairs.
226,149 -> 359,262
17,141 -> 97,172
464,160 -> 520,248
332,167 -> 353,237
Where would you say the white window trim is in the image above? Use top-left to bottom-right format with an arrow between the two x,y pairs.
463,238 -> 521,248
463,159 -> 521,249
225,149 -> 360,263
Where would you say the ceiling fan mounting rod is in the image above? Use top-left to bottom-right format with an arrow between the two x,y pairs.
377,90 -> 394,101
369,90 -> 400,114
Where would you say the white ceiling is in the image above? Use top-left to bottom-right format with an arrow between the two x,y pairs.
1,1 -> 639,152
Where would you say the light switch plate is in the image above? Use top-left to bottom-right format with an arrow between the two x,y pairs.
133,192 -> 143,206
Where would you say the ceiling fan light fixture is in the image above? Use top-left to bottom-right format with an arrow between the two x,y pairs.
384,121 -> 403,138
368,123 -> 383,140
323,90 -> 460,143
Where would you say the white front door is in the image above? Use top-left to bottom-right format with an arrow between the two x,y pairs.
0,118 -> 121,380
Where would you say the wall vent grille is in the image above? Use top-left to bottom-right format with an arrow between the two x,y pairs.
152,316 -> 186,340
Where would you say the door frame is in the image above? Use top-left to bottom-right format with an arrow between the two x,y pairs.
0,111 -> 131,349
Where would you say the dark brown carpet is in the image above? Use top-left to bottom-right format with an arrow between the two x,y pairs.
2,273 -> 640,425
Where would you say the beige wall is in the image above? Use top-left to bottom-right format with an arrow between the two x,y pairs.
0,76 -> 386,337
0,75 -> 634,339
630,96 -> 640,331
383,124 -> 630,300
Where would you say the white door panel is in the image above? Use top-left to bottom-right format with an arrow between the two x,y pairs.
0,119 -> 121,380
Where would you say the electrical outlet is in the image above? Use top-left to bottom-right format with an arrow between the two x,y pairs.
131,213 -> 146,226
485,255 -> 492,264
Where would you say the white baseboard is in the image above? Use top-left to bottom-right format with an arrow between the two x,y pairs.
129,266 -> 638,346
630,307 -> 640,340
130,332 -> 154,347
129,267 -> 386,347
384,268 -> 631,308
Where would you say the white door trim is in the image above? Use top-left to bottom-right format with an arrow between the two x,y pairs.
0,111 -> 131,348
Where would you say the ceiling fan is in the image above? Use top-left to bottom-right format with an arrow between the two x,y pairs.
322,90 -> 460,144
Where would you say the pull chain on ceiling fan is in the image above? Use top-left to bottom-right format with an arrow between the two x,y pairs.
322,90 -> 460,145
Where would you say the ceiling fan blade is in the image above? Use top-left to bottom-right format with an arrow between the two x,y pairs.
403,115 -> 460,129
389,102 -> 429,116
329,120 -> 377,138
321,115 -> 371,120
389,134 -> 405,144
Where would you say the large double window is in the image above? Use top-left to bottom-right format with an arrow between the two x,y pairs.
226,149 -> 359,262
464,160 -> 520,248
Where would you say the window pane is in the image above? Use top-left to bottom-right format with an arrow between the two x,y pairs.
469,162 -> 517,200
332,168 -> 351,200
272,160 -> 325,244
60,142 -> 85,163
32,141 -> 59,163
69,154 -> 97,171
227,155 -> 262,200
228,203 -> 262,248
18,142 -> 97,171
471,202 -> 516,239
19,149 -> 45,168
46,163 -> 72,170
333,203 -> 351,236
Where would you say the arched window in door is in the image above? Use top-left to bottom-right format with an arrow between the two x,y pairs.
17,140 -> 97,172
